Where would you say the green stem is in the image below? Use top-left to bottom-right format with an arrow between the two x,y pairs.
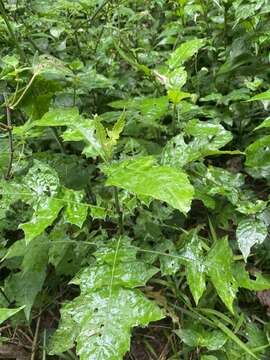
50,127 -> 65,153
0,288 -> 11,305
113,187 -> 123,235
10,74 -> 37,109
4,102 -> 14,180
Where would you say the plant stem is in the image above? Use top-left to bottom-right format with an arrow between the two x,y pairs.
0,0 -> 25,60
50,127 -> 65,153
10,74 -> 36,109
113,187 -> 123,235
31,315 -> 41,360
4,103 -> 14,180
0,121 -> 12,131
0,288 -> 11,305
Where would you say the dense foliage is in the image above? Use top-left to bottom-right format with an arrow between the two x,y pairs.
1,0 -> 270,359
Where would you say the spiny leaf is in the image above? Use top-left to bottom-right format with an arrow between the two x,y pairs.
103,156 -> 194,214
50,237 -> 164,360
107,111 -> 126,142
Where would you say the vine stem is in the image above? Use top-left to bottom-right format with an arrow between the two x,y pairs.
113,187 -> 123,235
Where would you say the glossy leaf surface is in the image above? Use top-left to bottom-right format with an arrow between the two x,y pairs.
103,157 -> 194,214
50,238 -> 164,359
205,238 -> 238,313
236,218 -> 268,261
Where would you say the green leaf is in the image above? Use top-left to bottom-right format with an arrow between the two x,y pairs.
33,107 -> 81,127
175,324 -> 227,350
254,116 -> 270,131
236,218 -> 268,261
190,164 -> 266,215
75,69 -> 113,91
200,356 -> 218,360
245,135 -> 270,179
181,231 -> 206,305
107,111 -> 126,143
205,238 -> 238,313
155,240 -> 182,276
0,306 -> 24,324
184,119 -> 233,149
62,119 -> 101,158
103,156 -> 194,214
33,54 -> 73,80
26,160 -> 60,196
233,262 -> 270,291
167,38 -> 205,68
19,197 -> 63,244
247,90 -> 270,102
62,188 -> 88,228
109,96 -> 169,124
162,120 -> 233,168
5,236 -> 49,319
50,237 -> 164,359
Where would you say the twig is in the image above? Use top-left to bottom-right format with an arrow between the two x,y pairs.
3,101 -> 14,180
31,316 -> 41,360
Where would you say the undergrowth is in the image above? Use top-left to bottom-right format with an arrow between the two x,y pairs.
1,1 -> 270,359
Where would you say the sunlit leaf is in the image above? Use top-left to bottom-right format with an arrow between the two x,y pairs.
247,90 -> 270,102
167,38 -> 206,68
236,218 -> 268,261
254,116 -> 270,131
103,157 -> 194,214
